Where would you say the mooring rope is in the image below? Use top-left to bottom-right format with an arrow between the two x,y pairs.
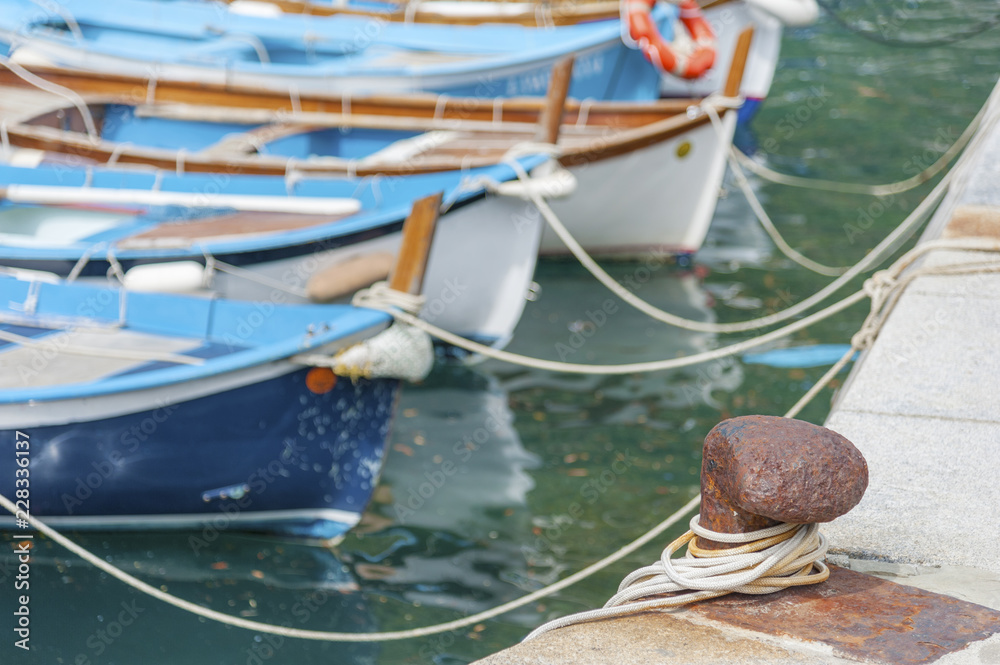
359,285 -> 869,374
703,85 -> 999,279
478,80 -> 1000,335
520,250 -> 1000,640
523,517 -> 828,640
730,93 -> 988,197
359,238 -> 1000,375
2,242 -> 1000,641
706,102 -> 848,277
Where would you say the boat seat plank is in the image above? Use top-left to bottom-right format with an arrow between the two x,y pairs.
116,211 -> 348,248
109,340 -> 250,377
199,123 -> 325,157
0,328 -> 201,389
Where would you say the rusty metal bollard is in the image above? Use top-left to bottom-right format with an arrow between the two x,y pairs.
698,415 -> 868,550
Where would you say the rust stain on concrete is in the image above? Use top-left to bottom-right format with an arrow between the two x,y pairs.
687,566 -> 1000,664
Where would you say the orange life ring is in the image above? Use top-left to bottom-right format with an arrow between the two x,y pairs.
627,0 -> 717,80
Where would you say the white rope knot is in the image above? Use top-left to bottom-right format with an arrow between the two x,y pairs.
699,92 -> 745,112
501,141 -> 563,161
524,514 -> 828,641
352,281 -> 426,315
862,270 -> 898,302
850,327 -> 877,352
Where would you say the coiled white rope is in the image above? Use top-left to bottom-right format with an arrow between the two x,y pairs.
524,517 -> 828,640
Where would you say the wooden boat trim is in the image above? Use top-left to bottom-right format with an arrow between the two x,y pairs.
3,97 -> 734,176
134,104 -> 551,135
0,67 -> 699,128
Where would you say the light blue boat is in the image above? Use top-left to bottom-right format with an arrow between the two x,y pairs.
0,154 -> 549,348
0,0 -> 676,99
0,274 -> 398,540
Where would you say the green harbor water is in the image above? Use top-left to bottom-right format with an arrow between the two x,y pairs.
5,5 -> 1000,664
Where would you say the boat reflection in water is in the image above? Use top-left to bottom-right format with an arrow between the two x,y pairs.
340,368 -> 544,629
490,261 -> 745,418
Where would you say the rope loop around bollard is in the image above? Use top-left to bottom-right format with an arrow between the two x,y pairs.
522,515 -> 828,640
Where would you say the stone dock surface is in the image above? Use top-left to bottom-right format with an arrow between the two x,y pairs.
471,109 -> 1000,664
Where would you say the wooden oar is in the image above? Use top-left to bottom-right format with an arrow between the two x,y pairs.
389,191 -> 443,296
723,27 -> 755,99
306,191 -> 442,302
534,56 -> 575,146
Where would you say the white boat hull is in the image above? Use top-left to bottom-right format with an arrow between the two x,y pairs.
538,111 -> 737,258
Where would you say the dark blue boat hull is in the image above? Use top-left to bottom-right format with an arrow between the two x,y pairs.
0,368 -> 399,540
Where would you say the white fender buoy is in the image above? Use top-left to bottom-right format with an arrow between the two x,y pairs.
494,165 -> 577,201
123,261 -> 207,293
227,0 -> 284,18
332,323 -> 434,383
0,267 -> 61,283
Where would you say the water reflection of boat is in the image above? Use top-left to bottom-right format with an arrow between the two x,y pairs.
488,263 -> 745,416
0,531 -> 380,664
339,369 -> 543,625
